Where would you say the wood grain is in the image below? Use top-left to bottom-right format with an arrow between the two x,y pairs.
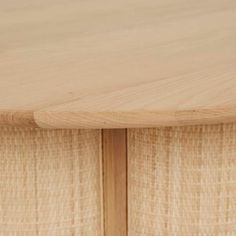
0,111 -> 38,127
1,0 -> 236,128
102,129 -> 127,236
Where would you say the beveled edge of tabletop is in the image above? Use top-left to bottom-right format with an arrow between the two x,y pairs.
1,106 -> 236,129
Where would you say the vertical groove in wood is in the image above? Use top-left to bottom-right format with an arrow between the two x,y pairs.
99,130 -> 105,236
102,129 -> 127,236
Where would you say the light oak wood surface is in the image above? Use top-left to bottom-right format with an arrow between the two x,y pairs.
102,129 -> 127,236
1,0 -> 236,128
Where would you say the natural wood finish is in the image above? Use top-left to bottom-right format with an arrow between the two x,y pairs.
102,129 -> 127,236
0,111 -> 38,128
1,0 -> 236,128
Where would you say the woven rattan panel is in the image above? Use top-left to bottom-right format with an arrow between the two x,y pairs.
0,128 -> 102,236
128,124 -> 236,235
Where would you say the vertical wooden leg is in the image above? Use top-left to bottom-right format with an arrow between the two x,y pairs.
102,129 -> 127,236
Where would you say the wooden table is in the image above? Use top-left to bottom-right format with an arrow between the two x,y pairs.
1,0 -> 236,235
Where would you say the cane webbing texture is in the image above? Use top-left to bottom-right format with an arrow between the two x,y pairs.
128,124 -> 236,235
0,128 -> 102,236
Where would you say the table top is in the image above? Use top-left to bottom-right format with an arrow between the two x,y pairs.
1,0 -> 236,128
